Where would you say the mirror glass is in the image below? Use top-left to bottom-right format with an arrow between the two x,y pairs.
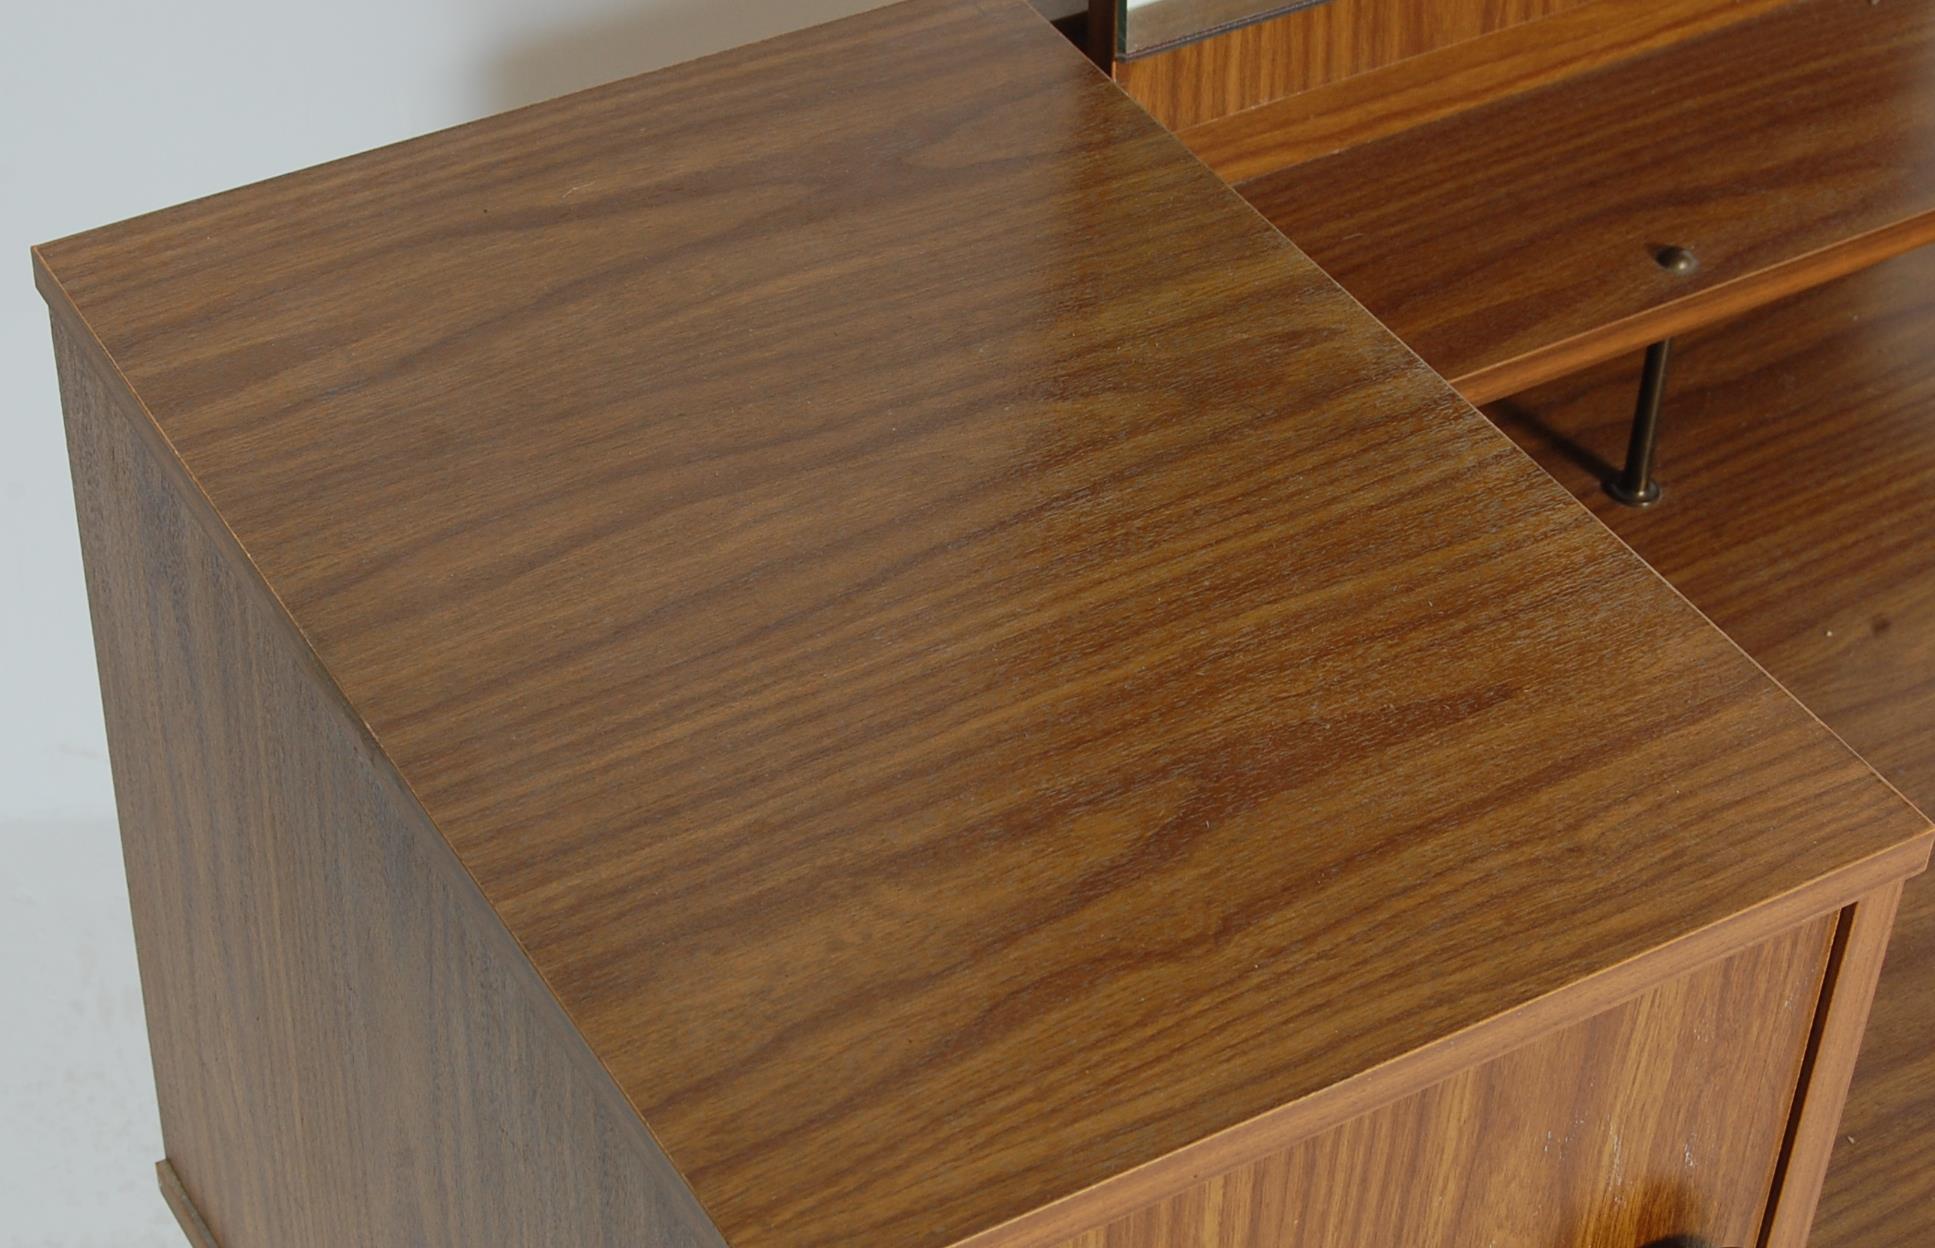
1120,0 -> 1330,57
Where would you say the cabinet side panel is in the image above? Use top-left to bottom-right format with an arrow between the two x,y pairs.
1761,880 -> 1907,1248
1049,915 -> 1834,1248
54,322 -> 725,1248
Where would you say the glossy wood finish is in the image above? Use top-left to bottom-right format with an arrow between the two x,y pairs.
1179,0 -> 1790,182
1762,884 -> 1905,1248
1051,915 -> 1836,1248
37,0 -> 1935,1241
1113,0 -> 1589,130
1486,248 -> 1935,1248
1820,882 -> 1935,1248
1241,0 -> 1935,404
55,323 -> 722,1248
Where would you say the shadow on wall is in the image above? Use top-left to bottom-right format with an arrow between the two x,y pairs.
484,0 -> 897,114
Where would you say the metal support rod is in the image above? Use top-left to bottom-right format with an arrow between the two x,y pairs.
1608,338 -> 1672,507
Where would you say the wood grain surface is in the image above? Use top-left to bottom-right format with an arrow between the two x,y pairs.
158,1162 -> 222,1248
1178,0 -> 1792,181
1761,883 -> 1905,1248
1485,247 -> 1935,1248
56,325 -> 725,1248
1820,880 -> 1935,1248
1051,915 -> 1835,1248
1241,0 -> 1935,404
1113,0 -> 1589,130
34,1 -> 1932,1245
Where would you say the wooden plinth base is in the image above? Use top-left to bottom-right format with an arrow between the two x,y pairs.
158,1160 -> 221,1248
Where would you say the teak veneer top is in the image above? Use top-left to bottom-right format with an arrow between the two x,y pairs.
32,2 -> 1932,1245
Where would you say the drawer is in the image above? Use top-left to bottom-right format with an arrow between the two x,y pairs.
1056,913 -> 1836,1248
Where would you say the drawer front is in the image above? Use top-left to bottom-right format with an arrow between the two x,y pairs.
1056,914 -> 1834,1248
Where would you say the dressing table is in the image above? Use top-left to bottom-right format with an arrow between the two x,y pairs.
35,1 -> 1935,1245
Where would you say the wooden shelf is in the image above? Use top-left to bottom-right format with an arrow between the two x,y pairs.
1488,245 -> 1935,1248
1237,0 -> 1935,403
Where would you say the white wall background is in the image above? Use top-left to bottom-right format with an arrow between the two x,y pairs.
0,2 -> 896,1242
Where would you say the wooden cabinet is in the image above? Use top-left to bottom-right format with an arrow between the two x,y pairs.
34,2 -> 1930,1246
1062,916 -> 1838,1248
1479,249 -> 1935,1248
